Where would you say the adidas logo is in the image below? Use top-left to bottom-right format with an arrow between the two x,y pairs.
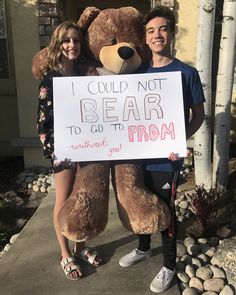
162,183 -> 171,190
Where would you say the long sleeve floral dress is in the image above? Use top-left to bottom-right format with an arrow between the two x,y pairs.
37,70 -> 61,160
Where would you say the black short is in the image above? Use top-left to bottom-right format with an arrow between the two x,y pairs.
51,159 -> 77,174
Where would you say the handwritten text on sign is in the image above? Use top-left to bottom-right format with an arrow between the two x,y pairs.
53,72 -> 186,161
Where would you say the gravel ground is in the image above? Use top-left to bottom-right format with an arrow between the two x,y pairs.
0,157 -> 49,251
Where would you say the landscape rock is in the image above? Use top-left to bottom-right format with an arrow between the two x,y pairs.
15,218 -> 28,230
189,277 -> 204,293
212,236 -> 236,288
196,266 -> 213,280
203,278 -> 225,293
209,265 -> 226,279
177,271 -> 190,283
197,253 -> 209,265
182,287 -> 199,295
187,244 -> 200,257
177,242 -> 187,256
10,233 -> 20,244
219,285 -> 235,295
185,264 -> 196,278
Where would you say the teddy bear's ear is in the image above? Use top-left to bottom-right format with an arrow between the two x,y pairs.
32,47 -> 48,80
77,6 -> 100,33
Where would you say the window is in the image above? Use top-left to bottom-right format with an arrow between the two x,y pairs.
0,0 -> 10,79
0,0 -> 15,95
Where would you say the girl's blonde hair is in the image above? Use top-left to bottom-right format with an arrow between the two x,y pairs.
46,20 -> 83,72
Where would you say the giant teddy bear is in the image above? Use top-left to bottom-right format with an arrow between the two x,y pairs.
32,7 -> 171,242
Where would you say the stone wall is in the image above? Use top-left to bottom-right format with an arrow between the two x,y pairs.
37,0 -> 65,48
151,0 -> 175,9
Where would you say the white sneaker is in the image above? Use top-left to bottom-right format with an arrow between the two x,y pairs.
150,266 -> 176,293
119,248 -> 151,267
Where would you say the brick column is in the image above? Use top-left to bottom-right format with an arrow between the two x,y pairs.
151,0 -> 175,9
37,0 -> 66,48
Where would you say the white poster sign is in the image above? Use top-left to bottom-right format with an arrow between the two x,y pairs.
53,72 -> 186,161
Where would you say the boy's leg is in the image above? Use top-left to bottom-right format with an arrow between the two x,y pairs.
119,169 -> 178,268
138,234 -> 151,251
144,170 -> 177,270
161,228 -> 177,270
145,170 -> 178,293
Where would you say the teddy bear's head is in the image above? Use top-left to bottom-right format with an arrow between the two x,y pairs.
32,6 -> 150,79
78,6 -> 150,74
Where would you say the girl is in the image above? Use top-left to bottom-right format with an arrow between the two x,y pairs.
37,21 -> 100,280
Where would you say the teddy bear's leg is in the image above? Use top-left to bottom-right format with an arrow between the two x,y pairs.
58,162 -> 110,242
111,160 -> 171,234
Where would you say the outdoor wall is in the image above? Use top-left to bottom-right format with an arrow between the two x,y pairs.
9,0 -> 44,167
0,94 -> 22,157
0,0 -> 21,157
175,0 -> 198,66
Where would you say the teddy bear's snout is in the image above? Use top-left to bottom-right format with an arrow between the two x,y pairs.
118,46 -> 134,60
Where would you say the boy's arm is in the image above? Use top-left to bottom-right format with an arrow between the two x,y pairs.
168,103 -> 205,161
186,103 -> 205,140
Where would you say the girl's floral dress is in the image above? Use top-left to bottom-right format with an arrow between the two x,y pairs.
37,70 -> 61,159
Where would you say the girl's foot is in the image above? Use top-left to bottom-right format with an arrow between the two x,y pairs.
60,256 -> 82,280
74,247 -> 101,267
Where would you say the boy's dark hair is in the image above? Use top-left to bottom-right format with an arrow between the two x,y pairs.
143,5 -> 176,32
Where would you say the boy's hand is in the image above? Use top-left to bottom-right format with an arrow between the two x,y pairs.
168,152 -> 179,161
168,149 -> 191,161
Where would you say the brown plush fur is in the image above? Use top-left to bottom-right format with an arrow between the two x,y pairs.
58,162 -> 110,241
112,161 -> 171,234
59,7 -> 171,241
32,7 -> 171,242
79,7 -> 150,66
32,47 -> 48,80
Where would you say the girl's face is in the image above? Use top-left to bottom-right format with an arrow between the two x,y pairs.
61,27 -> 81,61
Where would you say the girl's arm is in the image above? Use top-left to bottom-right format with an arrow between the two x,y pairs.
37,76 -> 54,159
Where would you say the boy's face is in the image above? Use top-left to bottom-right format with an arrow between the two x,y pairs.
145,17 -> 174,56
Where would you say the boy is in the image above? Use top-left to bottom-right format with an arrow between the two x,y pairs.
119,5 -> 205,294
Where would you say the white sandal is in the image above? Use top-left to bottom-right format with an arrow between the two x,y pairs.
75,247 -> 101,267
60,256 -> 82,280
